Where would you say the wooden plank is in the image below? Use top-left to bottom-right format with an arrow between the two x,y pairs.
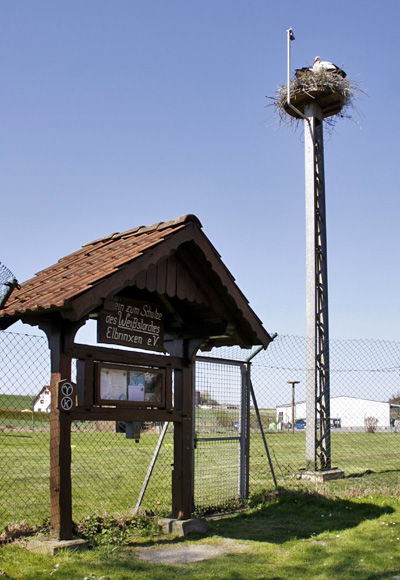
156,258 -> 167,295
165,368 -> 173,410
166,255 -> 177,297
146,263 -> 157,293
69,343 -> 183,369
176,259 -> 187,301
69,407 -> 182,423
76,359 -> 94,407
185,267 -> 201,303
134,270 -> 147,289
176,244 -> 238,323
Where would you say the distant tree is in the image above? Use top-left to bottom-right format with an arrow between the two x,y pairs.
199,390 -> 218,406
389,392 -> 400,405
216,410 -> 233,429
389,392 -> 400,422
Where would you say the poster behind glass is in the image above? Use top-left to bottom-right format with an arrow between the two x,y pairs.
98,364 -> 164,406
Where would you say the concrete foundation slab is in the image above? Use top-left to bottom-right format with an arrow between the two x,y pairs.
158,517 -> 207,537
137,538 -> 247,564
25,537 -> 88,555
293,469 -> 344,483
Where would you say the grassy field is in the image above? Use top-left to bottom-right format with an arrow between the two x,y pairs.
0,429 -> 176,527
0,395 -> 34,410
1,425 -> 399,532
0,476 -> 399,580
251,430 -> 400,479
0,423 -> 400,580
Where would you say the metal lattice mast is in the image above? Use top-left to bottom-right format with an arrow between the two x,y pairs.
304,102 -> 331,470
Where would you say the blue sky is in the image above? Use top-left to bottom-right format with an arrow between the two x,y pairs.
1,0 -> 399,342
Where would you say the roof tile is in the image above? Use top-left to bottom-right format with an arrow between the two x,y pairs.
0,215 -> 197,319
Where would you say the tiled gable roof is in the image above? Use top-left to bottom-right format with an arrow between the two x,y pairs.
0,214 -> 271,349
1,215 -> 200,318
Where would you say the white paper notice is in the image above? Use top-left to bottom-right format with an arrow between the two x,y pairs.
128,372 -> 145,402
100,368 -> 127,401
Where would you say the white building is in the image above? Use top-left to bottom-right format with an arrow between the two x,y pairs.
33,386 -> 51,413
276,396 -> 393,430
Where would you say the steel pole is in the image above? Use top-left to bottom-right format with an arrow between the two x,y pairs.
304,102 -> 331,471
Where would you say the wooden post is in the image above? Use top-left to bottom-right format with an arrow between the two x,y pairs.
168,338 -> 201,519
40,318 -> 80,540
49,375 -> 72,539
171,364 -> 194,519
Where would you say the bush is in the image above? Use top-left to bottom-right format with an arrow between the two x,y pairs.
365,416 -> 378,433
216,411 -> 234,429
74,512 -> 161,547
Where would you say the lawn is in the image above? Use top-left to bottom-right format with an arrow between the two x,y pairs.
250,430 -> 400,478
0,395 -> 34,410
0,475 -> 400,580
1,421 -> 400,580
0,428 -> 175,527
1,426 -> 399,530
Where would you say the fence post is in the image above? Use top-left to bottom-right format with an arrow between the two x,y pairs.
239,363 -> 248,498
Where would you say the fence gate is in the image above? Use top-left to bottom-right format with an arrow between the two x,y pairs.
194,356 -> 248,511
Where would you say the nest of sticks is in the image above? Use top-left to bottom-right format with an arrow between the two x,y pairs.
270,69 -> 363,130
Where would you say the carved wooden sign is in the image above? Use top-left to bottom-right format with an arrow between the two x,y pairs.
97,297 -> 164,352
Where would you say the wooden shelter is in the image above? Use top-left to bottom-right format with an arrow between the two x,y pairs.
0,214 -> 271,539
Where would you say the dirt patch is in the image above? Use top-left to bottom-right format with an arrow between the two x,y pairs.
136,539 -> 248,565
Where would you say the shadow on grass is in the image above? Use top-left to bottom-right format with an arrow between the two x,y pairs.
0,432 -> 32,438
345,468 -> 400,478
204,490 -> 394,544
124,489 -> 394,550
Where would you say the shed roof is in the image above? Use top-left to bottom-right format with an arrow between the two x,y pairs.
0,214 -> 271,349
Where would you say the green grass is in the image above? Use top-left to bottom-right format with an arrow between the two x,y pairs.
0,429 -> 175,527
1,425 -> 399,530
1,479 -> 400,580
0,395 -> 34,410
250,430 -> 400,479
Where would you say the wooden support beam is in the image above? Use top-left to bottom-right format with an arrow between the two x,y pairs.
49,377 -> 72,540
69,407 -> 182,423
69,343 -> 183,369
171,367 -> 195,519
167,339 -> 198,519
39,318 -> 80,541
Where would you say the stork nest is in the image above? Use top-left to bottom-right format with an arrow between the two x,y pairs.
270,69 -> 363,131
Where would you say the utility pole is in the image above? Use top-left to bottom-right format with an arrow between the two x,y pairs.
287,381 -> 300,434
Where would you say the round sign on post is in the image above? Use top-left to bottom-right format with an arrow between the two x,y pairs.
61,383 -> 74,397
61,396 -> 73,411
58,380 -> 76,412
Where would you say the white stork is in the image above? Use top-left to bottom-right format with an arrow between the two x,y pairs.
311,56 -> 346,78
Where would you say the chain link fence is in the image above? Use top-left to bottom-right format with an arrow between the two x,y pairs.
248,336 -> 400,486
0,330 -> 399,529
